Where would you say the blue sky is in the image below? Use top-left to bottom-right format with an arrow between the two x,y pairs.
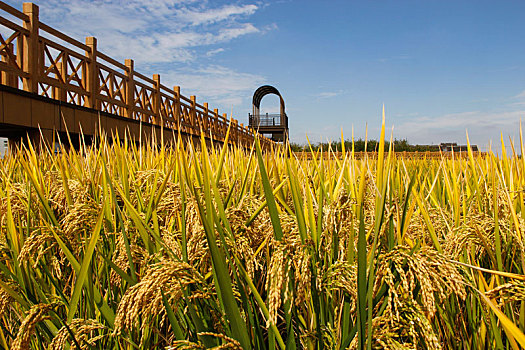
6,0 -> 525,149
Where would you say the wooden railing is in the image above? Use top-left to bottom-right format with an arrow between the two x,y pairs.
0,2 -> 274,148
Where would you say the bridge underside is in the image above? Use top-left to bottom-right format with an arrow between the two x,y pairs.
0,85 -> 204,150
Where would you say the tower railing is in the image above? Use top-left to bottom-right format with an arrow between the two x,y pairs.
248,113 -> 288,128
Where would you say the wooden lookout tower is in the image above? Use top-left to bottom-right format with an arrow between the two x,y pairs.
248,85 -> 288,143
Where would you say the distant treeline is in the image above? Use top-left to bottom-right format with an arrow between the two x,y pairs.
289,138 -> 439,152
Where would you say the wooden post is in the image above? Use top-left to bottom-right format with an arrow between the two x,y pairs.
190,95 -> 196,134
174,86 -> 181,131
22,2 -> 39,93
203,102 -> 209,133
85,37 -> 98,108
240,122 -> 244,145
1,44 -> 17,88
124,59 -> 134,119
223,113 -> 230,143
213,108 -> 219,138
153,74 -> 161,125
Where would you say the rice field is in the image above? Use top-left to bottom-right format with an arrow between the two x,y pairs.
1,119 -> 525,349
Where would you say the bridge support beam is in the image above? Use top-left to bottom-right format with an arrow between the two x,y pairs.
0,84 -> 236,152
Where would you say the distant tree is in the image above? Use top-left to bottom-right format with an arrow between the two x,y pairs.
289,142 -> 307,152
290,138 -> 438,152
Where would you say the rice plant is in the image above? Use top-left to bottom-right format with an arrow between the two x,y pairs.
1,117 -> 525,349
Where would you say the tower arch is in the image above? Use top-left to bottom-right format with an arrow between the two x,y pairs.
249,85 -> 288,143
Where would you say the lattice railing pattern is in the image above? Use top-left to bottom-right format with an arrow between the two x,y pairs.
159,93 -> 177,129
133,82 -> 156,124
39,38 -> 88,105
0,1 -> 274,149
97,65 -> 126,115
0,10 -> 27,89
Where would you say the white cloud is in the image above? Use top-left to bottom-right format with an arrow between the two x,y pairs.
318,90 -> 346,99
393,109 -> 525,150
206,48 -> 225,57
12,0 -> 275,109
513,90 -> 525,105
175,4 -> 258,26
35,0 -> 264,64
216,24 -> 259,41
161,65 -> 265,110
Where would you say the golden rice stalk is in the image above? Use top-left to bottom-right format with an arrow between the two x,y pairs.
0,286 -> 12,318
197,332 -> 242,349
11,303 -> 56,350
48,318 -> 106,350
18,228 -> 55,268
485,281 -> 525,306
367,297 -> 441,350
374,246 -> 466,319
113,259 -> 205,336
167,341 -> 206,350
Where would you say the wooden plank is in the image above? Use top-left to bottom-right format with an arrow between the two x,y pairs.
130,105 -> 156,118
152,74 -> 160,120
159,90 -> 177,103
40,37 -> 89,62
1,43 -> 17,87
22,2 -> 39,93
0,16 -> 29,35
133,70 -> 155,85
96,93 -> 127,108
3,91 -> 30,126
180,94 -> 192,104
0,2 -> 29,21
84,37 -> 97,108
195,102 -> 206,111
39,74 -> 88,96
173,86 -> 181,125
133,79 -> 154,91
159,83 -> 174,95
124,59 -> 134,118
31,97 -> 58,129
160,108 -> 176,121
217,114 -> 228,122
0,61 -> 28,76
97,50 -> 127,71
39,22 -> 90,52
97,61 -> 126,79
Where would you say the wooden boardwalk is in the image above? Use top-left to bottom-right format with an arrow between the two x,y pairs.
0,2 -> 274,149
